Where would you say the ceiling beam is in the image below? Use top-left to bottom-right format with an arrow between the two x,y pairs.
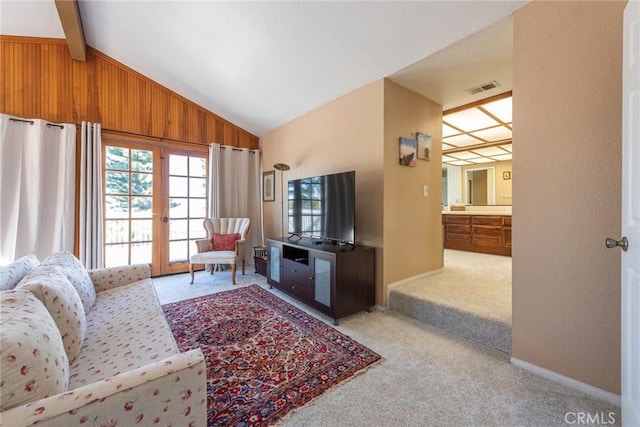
55,0 -> 86,62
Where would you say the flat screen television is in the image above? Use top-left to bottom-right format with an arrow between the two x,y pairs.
287,171 -> 355,243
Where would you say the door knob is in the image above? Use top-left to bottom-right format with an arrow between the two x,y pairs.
605,237 -> 628,252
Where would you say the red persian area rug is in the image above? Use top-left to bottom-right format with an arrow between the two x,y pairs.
162,284 -> 381,426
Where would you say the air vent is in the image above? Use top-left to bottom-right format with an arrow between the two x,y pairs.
465,80 -> 500,95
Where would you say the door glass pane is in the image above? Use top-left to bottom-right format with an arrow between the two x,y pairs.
314,257 -> 331,307
170,219 -> 188,240
190,221 -> 206,239
105,196 -> 129,218
131,173 -> 152,195
169,198 -> 188,218
169,155 -> 188,176
189,157 -> 206,177
168,154 -> 208,263
105,171 -> 129,194
104,146 -> 153,267
131,243 -> 152,264
169,240 -> 188,262
105,244 -> 128,267
131,220 -> 152,242
105,220 -> 129,244
131,197 -> 152,218
189,199 -> 207,218
189,178 -> 206,197
105,146 -> 129,170
131,149 -> 152,172
169,177 -> 188,197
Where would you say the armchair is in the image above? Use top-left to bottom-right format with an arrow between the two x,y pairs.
189,218 -> 251,285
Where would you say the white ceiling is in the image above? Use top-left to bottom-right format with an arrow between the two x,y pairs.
0,1 -> 527,137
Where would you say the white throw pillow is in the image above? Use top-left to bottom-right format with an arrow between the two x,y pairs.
17,265 -> 87,363
0,289 -> 69,411
0,254 -> 39,290
40,251 -> 96,313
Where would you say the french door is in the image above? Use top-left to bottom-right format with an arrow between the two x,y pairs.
102,137 -> 208,276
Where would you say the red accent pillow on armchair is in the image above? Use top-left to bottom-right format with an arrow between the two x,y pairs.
211,233 -> 240,251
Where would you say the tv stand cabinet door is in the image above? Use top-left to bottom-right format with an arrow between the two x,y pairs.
267,241 -> 283,288
310,252 -> 334,312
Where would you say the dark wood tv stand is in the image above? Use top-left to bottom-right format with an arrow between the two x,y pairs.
266,237 -> 375,325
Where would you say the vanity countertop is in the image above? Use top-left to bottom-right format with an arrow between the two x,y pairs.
443,210 -> 512,216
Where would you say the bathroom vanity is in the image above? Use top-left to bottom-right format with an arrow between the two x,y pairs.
442,212 -> 512,256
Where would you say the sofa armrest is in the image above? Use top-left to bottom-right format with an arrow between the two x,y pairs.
1,349 -> 206,427
88,264 -> 151,293
194,239 -> 212,253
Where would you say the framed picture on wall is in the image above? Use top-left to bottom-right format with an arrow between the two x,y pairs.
416,132 -> 432,160
503,171 -> 511,180
399,137 -> 417,167
263,170 -> 275,202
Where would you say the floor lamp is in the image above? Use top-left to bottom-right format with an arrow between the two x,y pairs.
273,163 -> 290,238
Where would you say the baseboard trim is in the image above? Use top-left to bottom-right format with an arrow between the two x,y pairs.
510,357 -> 621,407
385,268 -> 444,306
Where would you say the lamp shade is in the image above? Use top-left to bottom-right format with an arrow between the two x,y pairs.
273,163 -> 290,171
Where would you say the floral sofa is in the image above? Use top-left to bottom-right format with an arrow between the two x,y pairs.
0,252 -> 206,426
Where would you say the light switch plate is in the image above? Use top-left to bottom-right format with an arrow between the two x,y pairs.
423,185 -> 429,197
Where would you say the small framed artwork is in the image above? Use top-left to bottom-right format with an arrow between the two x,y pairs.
263,170 -> 275,202
399,137 -> 417,167
416,132 -> 432,161
503,171 -> 511,180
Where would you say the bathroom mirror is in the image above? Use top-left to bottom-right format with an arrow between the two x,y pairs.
442,161 -> 512,206
464,167 -> 495,205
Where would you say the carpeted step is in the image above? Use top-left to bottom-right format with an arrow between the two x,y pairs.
389,289 -> 512,354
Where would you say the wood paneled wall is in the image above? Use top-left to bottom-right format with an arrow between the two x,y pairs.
0,36 -> 259,148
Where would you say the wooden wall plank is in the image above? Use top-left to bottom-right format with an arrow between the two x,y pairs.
0,36 -> 258,148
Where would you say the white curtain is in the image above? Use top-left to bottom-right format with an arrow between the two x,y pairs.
0,114 -> 76,264
208,143 -> 262,265
79,122 -> 103,269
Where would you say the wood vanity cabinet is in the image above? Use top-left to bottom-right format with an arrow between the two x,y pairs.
443,214 -> 511,256
266,237 -> 375,324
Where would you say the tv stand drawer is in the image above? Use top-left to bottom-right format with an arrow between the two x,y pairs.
282,259 -> 310,284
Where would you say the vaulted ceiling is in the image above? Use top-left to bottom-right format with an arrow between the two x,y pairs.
1,1 -> 528,136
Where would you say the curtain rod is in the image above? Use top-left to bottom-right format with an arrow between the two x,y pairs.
219,145 -> 257,154
101,126 -> 258,152
9,117 -> 64,129
8,119 -> 258,148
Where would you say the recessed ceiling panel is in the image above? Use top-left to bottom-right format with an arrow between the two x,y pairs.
443,108 -> 499,132
442,143 -> 455,150
471,146 -> 510,156
471,125 -> 512,142
468,157 -> 495,164
449,151 -> 479,160
449,160 -> 472,166
443,134 -> 485,147
490,153 -> 512,161
443,124 -> 461,138
501,143 -> 513,152
442,155 -> 457,162
482,97 -> 513,123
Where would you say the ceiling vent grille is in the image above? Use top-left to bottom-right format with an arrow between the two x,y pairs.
465,80 -> 500,95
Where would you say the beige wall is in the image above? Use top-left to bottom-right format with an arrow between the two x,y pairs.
259,80 -> 386,302
383,80 -> 443,289
461,160 -> 513,205
260,79 -> 444,305
512,0 -> 624,394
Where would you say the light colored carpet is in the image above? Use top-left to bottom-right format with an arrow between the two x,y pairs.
153,268 -> 620,427
390,249 -> 512,353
